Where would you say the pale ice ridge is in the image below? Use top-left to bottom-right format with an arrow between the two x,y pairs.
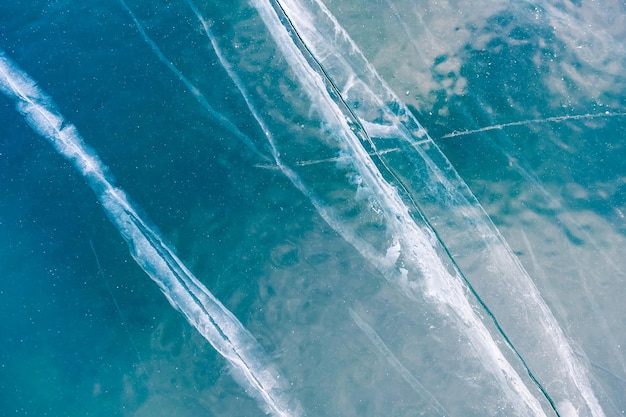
450,94 -> 626,387
0,50 -> 300,417
279,0 -> 429,142
186,0 -> 272,153
249,1 -> 551,415
265,1 -> 607,416
349,308 -> 451,416
441,111 -> 626,138
191,1 -> 392,286
446,104 -> 626,382
117,0 -> 270,162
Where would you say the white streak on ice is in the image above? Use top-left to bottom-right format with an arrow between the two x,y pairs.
117,0 -> 270,161
187,1 -> 382,277
441,111 -> 626,138
0,50 -> 299,417
349,308 -> 450,417
263,1 -> 607,416
248,1 -> 549,416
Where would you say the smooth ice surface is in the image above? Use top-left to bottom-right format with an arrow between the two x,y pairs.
1,1 -> 625,416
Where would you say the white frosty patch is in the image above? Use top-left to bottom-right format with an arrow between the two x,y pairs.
558,401 -> 579,417
383,241 -> 401,268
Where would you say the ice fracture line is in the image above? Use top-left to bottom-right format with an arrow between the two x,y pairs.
0,50 -> 300,417
441,111 -> 626,138
117,0 -> 270,161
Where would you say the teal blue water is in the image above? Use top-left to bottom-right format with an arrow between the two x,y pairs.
1,1 -> 625,416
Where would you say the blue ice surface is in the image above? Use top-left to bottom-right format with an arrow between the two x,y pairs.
1,1 -> 625,416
